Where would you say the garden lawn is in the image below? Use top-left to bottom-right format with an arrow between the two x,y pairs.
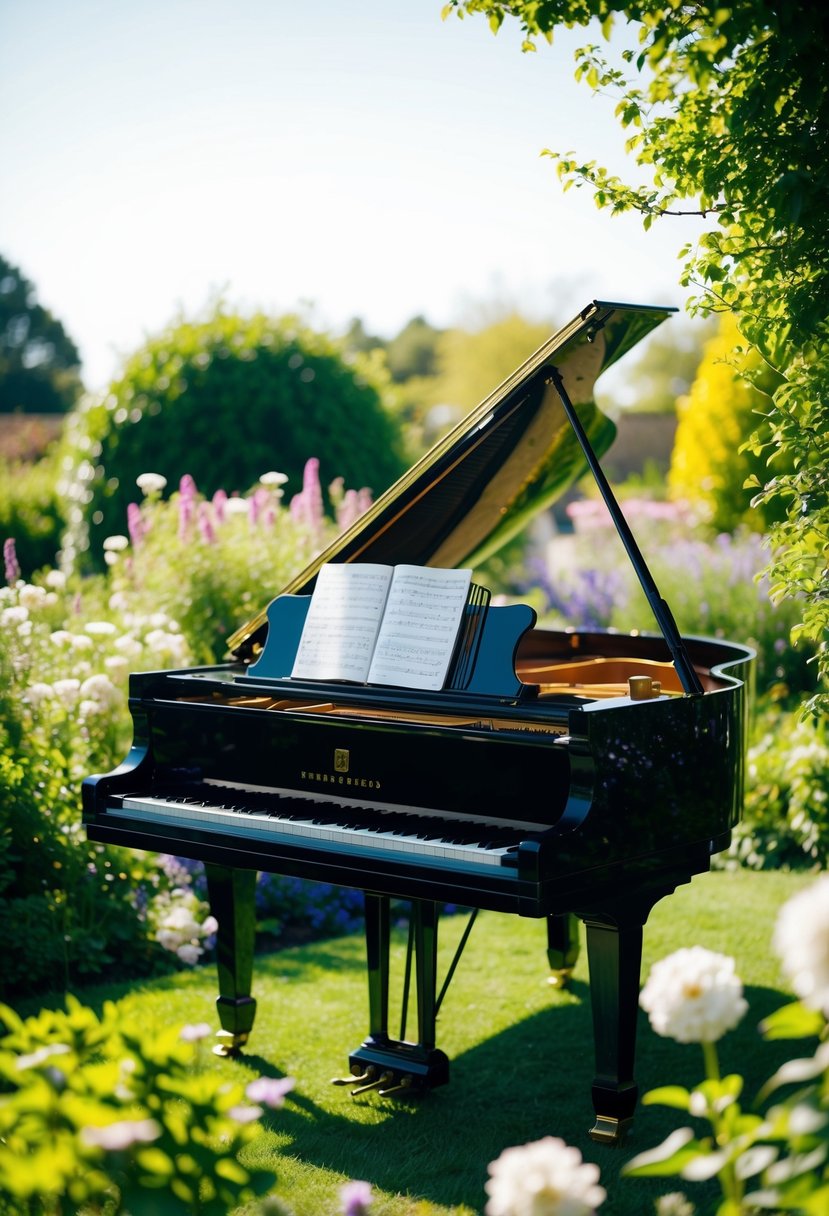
20,869 -> 815,1216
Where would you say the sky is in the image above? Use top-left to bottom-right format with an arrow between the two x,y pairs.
1,0 -> 709,392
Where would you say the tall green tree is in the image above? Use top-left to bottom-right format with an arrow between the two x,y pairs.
0,254 -> 82,413
445,0 -> 829,711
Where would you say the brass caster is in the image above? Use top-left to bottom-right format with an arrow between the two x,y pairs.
547,968 -> 574,989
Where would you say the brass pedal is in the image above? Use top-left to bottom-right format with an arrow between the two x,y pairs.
351,1070 -> 393,1096
331,1066 -> 376,1087
378,1075 -> 413,1098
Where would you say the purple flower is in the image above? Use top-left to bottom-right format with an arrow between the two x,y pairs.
126,502 -> 145,548
178,474 -> 198,541
340,1180 -> 373,1216
197,502 -> 216,545
3,538 -> 20,584
212,488 -> 228,523
246,1075 -> 296,1108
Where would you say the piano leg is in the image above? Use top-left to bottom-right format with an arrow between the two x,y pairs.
337,896 -> 449,1097
204,863 -> 257,1057
580,904 -> 650,1146
546,912 -> 580,988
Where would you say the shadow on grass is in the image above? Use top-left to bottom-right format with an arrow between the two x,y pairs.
234,978 -> 802,1213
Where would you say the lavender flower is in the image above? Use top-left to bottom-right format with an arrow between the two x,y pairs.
3,537 -> 20,584
340,1180 -> 373,1216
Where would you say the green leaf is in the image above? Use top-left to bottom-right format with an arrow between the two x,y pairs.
761,1001 -> 825,1040
642,1085 -> 692,1111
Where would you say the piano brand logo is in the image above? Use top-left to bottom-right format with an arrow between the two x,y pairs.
300,751 -> 382,791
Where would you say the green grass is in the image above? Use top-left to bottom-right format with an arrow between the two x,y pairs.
19,870 -> 816,1216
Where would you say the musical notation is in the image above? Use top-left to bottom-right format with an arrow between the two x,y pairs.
290,563 -> 473,691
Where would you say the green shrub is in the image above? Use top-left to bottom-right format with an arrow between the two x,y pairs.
728,707 -> 829,871
0,997 -> 279,1214
1,465 -> 375,995
59,308 -> 407,567
0,455 -> 63,575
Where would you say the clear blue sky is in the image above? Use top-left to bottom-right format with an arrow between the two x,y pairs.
1,0 -> 706,390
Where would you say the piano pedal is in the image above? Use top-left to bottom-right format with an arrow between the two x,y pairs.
331,1065 -> 376,1087
351,1070 -> 393,1096
212,1029 -> 249,1058
378,1074 -> 414,1098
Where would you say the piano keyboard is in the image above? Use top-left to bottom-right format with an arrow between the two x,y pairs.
111,779 -> 550,870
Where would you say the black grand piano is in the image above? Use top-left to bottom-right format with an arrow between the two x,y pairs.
83,300 -> 753,1145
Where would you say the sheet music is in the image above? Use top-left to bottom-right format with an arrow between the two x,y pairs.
290,563 -> 392,683
290,562 -> 473,690
367,565 -> 472,691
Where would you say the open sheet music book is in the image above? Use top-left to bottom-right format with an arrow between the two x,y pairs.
290,563 -> 474,691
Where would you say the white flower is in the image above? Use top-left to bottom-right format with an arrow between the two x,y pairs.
85,620 -> 117,636
80,674 -> 120,709
114,634 -> 143,658
52,679 -> 81,706
105,655 -> 130,679
485,1136 -> 605,1216
108,591 -> 129,612
180,1022 -> 213,1042
18,584 -> 47,609
44,569 -> 67,589
24,682 -> 54,708
260,471 -> 289,487
82,1118 -> 161,1150
176,943 -> 203,965
70,633 -> 93,650
773,876 -> 829,1016
50,629 -> 74,647
1,605 -> 28,626
136,472 -> 167,494
640,947 -> 748,1044
224,496 -> 250,516
103,534 -> 129,551
228,1103 -> 262,1124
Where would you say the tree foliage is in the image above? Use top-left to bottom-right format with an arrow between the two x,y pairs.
61,308 -> 407,567
445,0 -> 829,711
669,314 -> 787,533
0,254 -> 82,414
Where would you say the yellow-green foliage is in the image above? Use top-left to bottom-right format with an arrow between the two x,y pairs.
668,315 -> 785,532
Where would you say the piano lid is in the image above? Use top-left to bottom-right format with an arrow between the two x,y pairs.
228,300 -> 675,661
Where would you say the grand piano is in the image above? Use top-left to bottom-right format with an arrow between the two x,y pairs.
83,300 -> 753,1145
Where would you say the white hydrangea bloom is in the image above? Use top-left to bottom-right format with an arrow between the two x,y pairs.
80,674 -> 120,710
24,682 -> 54,708
52,679 -> 81,706
18,584 -> 47,610
773,876 -> 829,1015
485,1136 -> 605,1216
640,947 -> 748,1044
176,943 -> 203,965
1,605 -> 29,626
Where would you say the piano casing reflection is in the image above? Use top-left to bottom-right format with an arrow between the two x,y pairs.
83,301 -> 753,1144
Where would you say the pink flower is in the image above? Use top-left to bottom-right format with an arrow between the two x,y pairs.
212,488 -> 228,523
178,474 -> 198,541
126,503 -> 145,548
82,1118 -> 160,1151
3,538 -> 20,584
246,1075 -> 296,1108
197,502 -> 216,545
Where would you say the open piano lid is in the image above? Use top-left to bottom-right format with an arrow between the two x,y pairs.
229,299 -> 690,678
